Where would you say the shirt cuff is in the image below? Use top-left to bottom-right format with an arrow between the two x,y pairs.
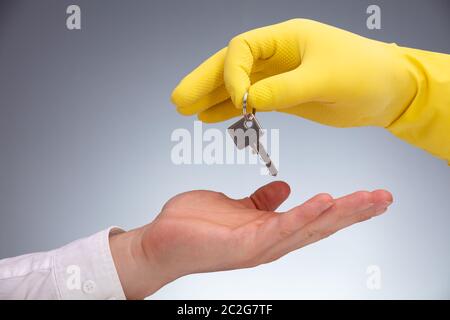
52,227 -> 127,300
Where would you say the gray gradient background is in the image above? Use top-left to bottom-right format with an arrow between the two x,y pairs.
0,0 -> 449,299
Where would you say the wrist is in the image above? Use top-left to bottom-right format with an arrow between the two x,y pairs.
383,43 -> 420,127
109,224 -> 172,299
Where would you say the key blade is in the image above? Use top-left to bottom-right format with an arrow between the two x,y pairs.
250,142 -> 278,176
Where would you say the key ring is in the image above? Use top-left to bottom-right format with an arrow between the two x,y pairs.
242,92 -> 255,120
242,92 -> 249,116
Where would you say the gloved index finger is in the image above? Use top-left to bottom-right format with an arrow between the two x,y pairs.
224,24 -> 282,109
171,48 -> 227,113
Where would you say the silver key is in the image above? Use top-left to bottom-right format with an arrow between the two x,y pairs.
227,93 -> 278,176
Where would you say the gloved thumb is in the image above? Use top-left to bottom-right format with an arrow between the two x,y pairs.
248,65 -> 325,111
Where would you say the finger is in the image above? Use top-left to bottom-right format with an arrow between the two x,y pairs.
249,193 -> 334,255
294,192 -> 391,249
198,100 -> 241,123
298,190 -> 388,243
240,181 -> 291,211
171,48 -> 227,114
280,101 -> 364,128
275,193 -> 335,236
260,190 -> 392,262
278,101 -> 338,126
248,64 -> 327,111
176,86 -> 230,116
197,70 -> 273,123
224,22 -> 300,108
326,189 -> 392,235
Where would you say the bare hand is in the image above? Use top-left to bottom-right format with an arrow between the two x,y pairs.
110,181 -> 392,299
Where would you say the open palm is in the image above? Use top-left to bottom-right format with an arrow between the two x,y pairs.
141,181 -> 392,282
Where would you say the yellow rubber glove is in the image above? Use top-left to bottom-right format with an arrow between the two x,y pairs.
171,19 -> 450,163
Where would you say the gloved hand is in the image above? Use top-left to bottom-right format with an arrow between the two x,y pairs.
171,19 -> 416,127
172,19 -> 450,162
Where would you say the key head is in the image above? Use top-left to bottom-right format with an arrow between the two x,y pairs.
227,114 -> 262,150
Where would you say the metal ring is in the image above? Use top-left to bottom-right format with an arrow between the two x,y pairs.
242,92 -> 249,116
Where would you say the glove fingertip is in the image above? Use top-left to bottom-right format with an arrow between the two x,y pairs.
197,112 -> 214,123
170,85 -> 187,108
248,83 -> 275,111
176,106 -> 195,116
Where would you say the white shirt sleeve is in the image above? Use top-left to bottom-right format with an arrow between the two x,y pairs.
0,227 -> 127,300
